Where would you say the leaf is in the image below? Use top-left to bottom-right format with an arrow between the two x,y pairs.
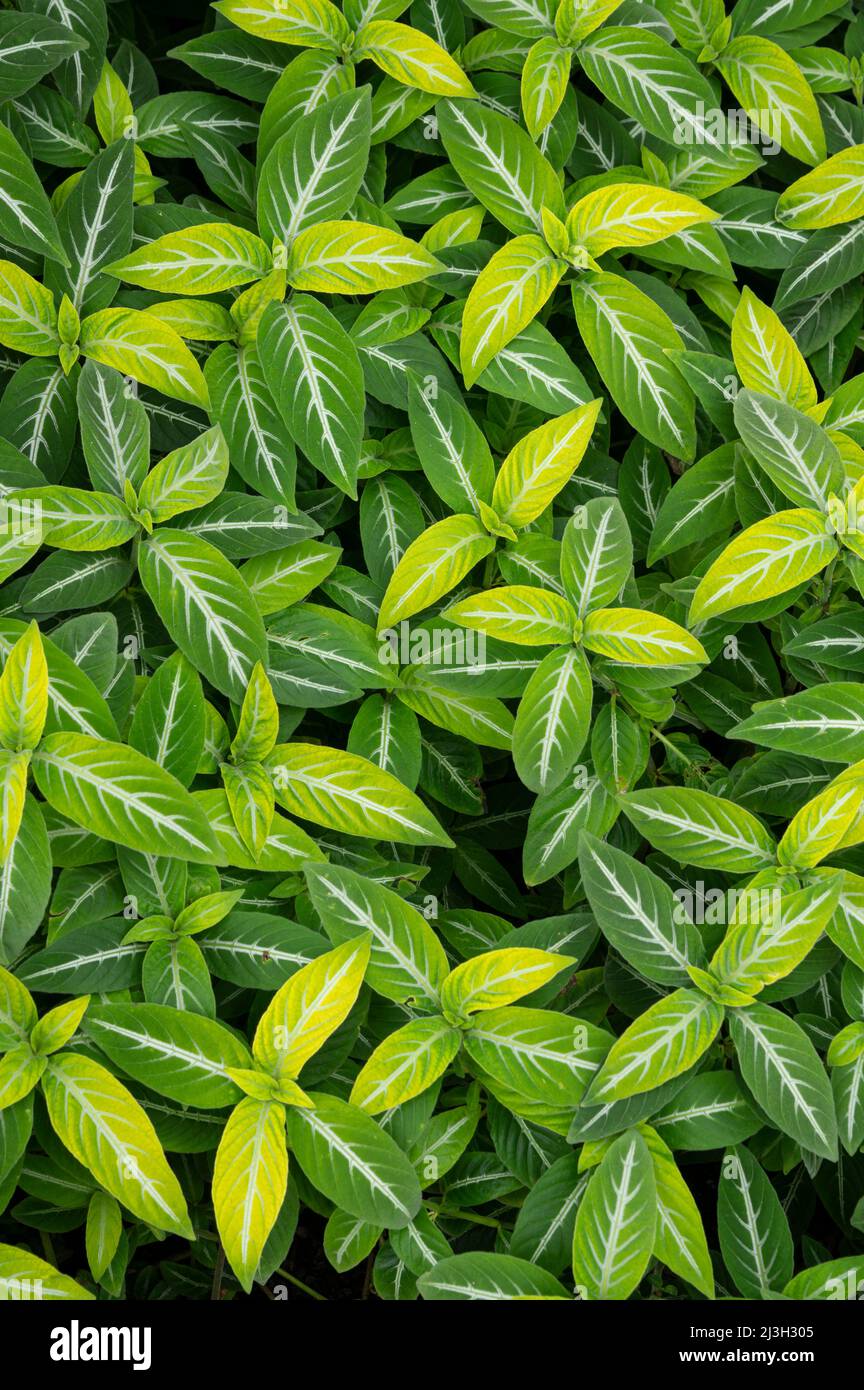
572,271 -> 695,458
258,297 -> 364,497
586,990 -> 726,1103
48,139 -> 134,316
440,947 -> 571,1019
710,876 -> 842,996
641,1126 -> 713,1298
0,1241 -> 94,1300
257,88 -> 371,243
0,621 -> 47,753
731,287 -> 817,412
138,530 -> 267,702
777,144 -> 864,230
42,1052 -> 193,1237
690,509 -> 837,623
138,426 -> 229,523
407,373 -> 494,515
437,98 -> 564,236
213,0 -> 352,51
729,1003 -> 838,1160
82,1002 -> 251,1108
0,121 -> 67,266
267,742 -> 453,847
286,221 -> 440,294
379,516 -> 495,630
492,401 -> 601,527
445,584 -> 575,645
733,389 -> 842,509
567,183 -> 716,258
418,1251 -> 568,1300
512,645 -> 592,793
578,832 -> 704,988
561,498 -> 633,618
107,221 -> 270,296
730,684 -> 864,763
304,862 -> 450,1003
582,608 -> 707,666
0,259 -> 59,357
579,27 -> 728,153
460,236 -> 566,387
717,1145 -> 794,1298
716,36 -> 825,167
354,22 -> 475,97
286,1092 -> 422,1229
80,308 -> 210,408
621,787 -> 777,872
350,1017 -> 462,1113
571,1129 -> 657,1301
213,1097 -> 288,1292
253,935 -> 370,1078
32,732 -> 220,863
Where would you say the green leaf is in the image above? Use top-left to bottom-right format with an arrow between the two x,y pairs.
715,36 -> 825,167
354,22 -> 475,97
32,732 -> 220,863
138,530 -> 267,701
561,499 -> 633,618
408,373 -> 494,515
286,1091 -> 422,1229
0,620 -> 47,753
729,1002 -> 838,1160
733,389 -> 842,509
213,1096 -> 288,1292
304,862 -> 450,1003
579,27 -> 728,153
572,271 -> 695,458
80,308 -> 210,408
0,1241 -> 94,1300
418,1251 -> 568,1300
621,786 -> 777,872
0,259 -> 59,357
445,584 -> 575,645
350,1017 -> 462,1113
492,401 -> 602,527
579,831 -> 705,987
690,509 -> 837,623
258,297 -> 364,497
138,427 -> 229,523
253,935 -> 370,1078
586,990 -> 725,1103
286,221 -> 440,294
42,1051 -> 194,1237
268,742 -> 453,847
717,1145 -> 793,1298
730,684 -> 864,763
0,121 -> 68,267
440,947 -> 571,1020
82,1002 -> 252,1108
710,876 -> 842,996
257,87 -> 371,243
213,0 -> 352,51
460,235 -> 566,386
571,1129 -> 657,1301
777,144 -> 864,230
567,183 -> 716,258
641,1125 -> 714,1298
582,607 -> 707,666
437,99 -> 564,236
379,516 -> 495,630
512,645 -> 592,793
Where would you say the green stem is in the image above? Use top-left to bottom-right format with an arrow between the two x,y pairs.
275,1266 -> 327,1301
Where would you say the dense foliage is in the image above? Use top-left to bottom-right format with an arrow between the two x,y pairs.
0,0 -> 863,1304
